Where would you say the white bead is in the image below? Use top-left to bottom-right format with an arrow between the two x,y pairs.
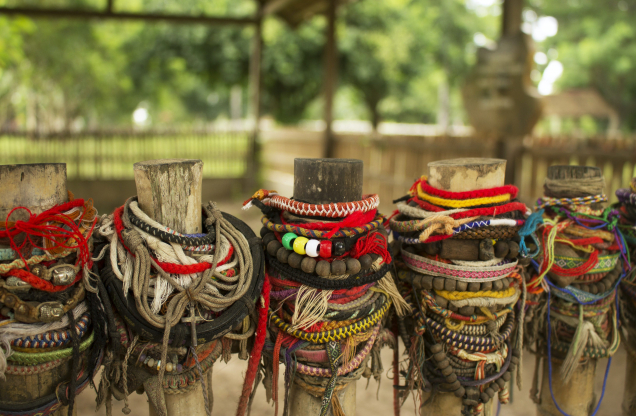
305,239 -> 320,257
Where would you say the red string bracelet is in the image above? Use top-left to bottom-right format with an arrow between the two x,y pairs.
411,177 -> 519,200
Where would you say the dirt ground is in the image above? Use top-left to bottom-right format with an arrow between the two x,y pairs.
72,200 -> 626,416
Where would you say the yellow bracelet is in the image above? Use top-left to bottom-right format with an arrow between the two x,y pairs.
435,286 -> 516,301
415,183 -> 511,208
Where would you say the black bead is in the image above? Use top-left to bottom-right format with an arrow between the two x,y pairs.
333,240 -> 346,256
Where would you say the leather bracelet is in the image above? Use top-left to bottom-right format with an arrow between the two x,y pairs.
0,284 -> 85,324
126,198 -> 216,246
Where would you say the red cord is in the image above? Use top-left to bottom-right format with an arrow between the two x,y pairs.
236,273 -> 271,416
280,209 -> 377,239
411,177 -> 519,200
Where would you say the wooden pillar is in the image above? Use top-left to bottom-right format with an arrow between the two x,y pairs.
322,0 -> 337,158
134,159 -> 210,416
420,158 -> 506,416
502,0 -> 523,36
246,5 -> 263,192
536,165 -> 603,416
0,163 -> 74,416
288,158 -> 362,416
623,346 -> 636,416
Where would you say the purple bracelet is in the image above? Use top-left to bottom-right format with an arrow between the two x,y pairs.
616,188 -> 636,205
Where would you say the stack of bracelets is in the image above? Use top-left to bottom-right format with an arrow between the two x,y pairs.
243,190 -> 409,416
0,194 -> 104,416
390,176 -> 532,416
526,174 -> 627,411
614,178 -> 636,365
94,197 -> 265,416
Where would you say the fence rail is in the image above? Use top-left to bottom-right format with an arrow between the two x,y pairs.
262,129 -> 636,211
0,131 -> 249,180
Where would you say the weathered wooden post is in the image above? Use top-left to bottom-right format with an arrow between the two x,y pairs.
616,178 -> 636,416
0,163 -> 74,416
133,159 -> 210,416
534,165 -> 612,416
287,158 -> 362,415
418,158 -> 507,416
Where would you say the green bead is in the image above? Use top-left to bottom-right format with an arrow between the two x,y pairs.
282,232 -> 298,250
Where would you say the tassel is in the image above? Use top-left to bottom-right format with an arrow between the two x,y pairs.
559,304 -> 607,383
291,286 -> 332,330
376,273 -> 411,316
330,394 -> 346,416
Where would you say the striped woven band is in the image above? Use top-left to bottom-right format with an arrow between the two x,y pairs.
401,248 -> 518,282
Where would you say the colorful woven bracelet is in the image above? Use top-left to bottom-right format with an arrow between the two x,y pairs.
292,323 -> 380,377
262,215 -> 384,239
7,331 -> 95,365
536,194 -> 608,209
616,188 -> 636,206
250,192 -> 380,217
269,299 -> 390,343
412,177 -> 519,200
414,184 -> 512,208
553,251 -> 620,275
11,313 -> 90,349
401,248 -> 518,282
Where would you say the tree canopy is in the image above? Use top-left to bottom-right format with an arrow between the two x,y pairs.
0,0 -> 633,132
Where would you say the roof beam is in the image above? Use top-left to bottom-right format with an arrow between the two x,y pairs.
261,0 -> 297,16
0,6 -> 257,25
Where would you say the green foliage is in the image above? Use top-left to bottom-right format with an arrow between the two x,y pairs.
531,0 -> 636,130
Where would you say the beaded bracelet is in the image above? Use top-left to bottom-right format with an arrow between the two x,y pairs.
401,248 -> 518,282
268,298 -> 390,343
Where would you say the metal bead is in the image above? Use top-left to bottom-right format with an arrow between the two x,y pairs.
51,265 -> 76,286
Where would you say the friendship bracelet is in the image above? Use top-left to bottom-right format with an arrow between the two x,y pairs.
268,298 -> 390,343
262,215 -> 384,239
401,248 -> 518,282
8,331 -> 95,365
293,323 -> 380,377
536,194 -> 608,209
412,177 -> 519,200
414,184 -> 512,208
245,191 -> 380,217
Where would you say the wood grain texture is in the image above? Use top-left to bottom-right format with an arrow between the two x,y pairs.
0,164 -> 67,220
428,158 -> 506,192
0,163 -> 72,416
293,158 -> 363,204
134,159 -> 203,234
537,359 -> 597,416
133,159 -> 208,416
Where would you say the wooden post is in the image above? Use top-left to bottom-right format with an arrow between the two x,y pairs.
322,0 -> 337,158
246,4 -> 263,192
420,158 -> 506,416
536,165 -> 603,416
288,158 -> 362,416
622,347 -> 636,416
133,159 -> 209,416
0,163 -> 74,416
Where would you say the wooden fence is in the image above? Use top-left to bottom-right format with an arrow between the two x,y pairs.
262,128 -> 636,211
0,130 -> 249,180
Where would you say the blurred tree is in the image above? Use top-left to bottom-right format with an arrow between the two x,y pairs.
531,0 -> 636,130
